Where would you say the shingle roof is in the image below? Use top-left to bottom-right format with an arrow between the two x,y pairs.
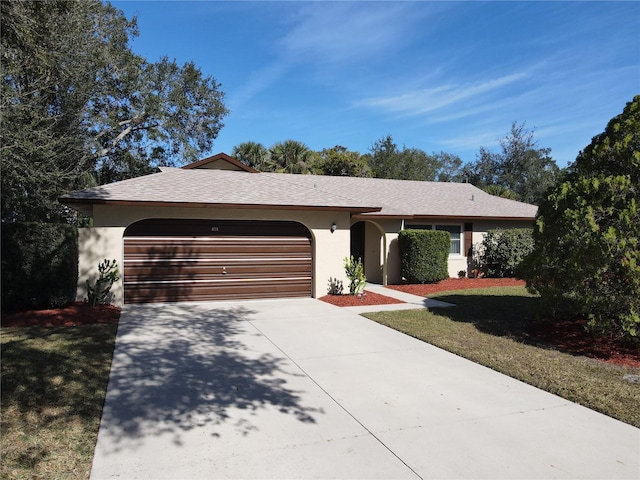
61,168 -> 380,213
61,167 -> 538,219
267,173 -> 538,219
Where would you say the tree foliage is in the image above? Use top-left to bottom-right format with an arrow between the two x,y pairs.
364,135 -> 463,182
475,228 -> 534,278
524,96 -> 640,338
315,145 -> 372,177
1,222 -> 78,310
269,140 -> 314,174
232,141 -> 271,171
1,0 -> 228,223
462,122 -> 560,204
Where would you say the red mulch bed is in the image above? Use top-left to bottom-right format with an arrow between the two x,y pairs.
530,316 -> 640,368
2,302 -> 121,327
387,277 -> 526,296
320,290 -> 405,307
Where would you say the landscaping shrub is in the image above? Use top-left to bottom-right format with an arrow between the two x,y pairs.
480,228 -> 534,278
398,229 -> 449,283
1,222 -> 78,311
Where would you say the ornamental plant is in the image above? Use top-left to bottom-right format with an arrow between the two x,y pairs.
480,228 -> 534,278
398,230 -> 449,283
344,256 -> 366,296
86,259 -> 120,306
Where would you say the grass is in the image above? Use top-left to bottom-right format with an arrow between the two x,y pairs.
364,286 -> 640,428
1,324 -> 117,480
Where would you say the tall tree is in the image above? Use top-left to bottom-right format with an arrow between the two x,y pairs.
524,96 -> 640,338
365,135 -> 440,181
461,123 -> 560,204
232,142 -> 271,171
315,145 -> 372,177
1,0 -> 228,223
431,151 -> 464,182
269,140 -> 313,174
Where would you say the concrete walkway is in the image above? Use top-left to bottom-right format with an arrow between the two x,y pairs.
347,283 -> 454,313
91,298 -> 639,479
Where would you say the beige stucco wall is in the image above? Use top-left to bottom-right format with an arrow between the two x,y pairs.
78,226 -> 126,305
77,205 -> 536,306
78,205 -> 352,306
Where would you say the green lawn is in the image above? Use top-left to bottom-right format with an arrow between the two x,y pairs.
364,286 -> 640,428
1,324 -> 117,480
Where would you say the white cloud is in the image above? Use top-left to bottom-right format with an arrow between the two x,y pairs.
228,61 -> 292,110
278,2 -> 431,65
356,72 -> 529,117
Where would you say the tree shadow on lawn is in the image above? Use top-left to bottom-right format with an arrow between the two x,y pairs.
98,303 -> 322,453
1,324 -> 118,426
428,292 -> 542,343
429,292 -> 640,367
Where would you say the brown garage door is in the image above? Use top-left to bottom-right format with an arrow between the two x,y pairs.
123,219 -> 312,304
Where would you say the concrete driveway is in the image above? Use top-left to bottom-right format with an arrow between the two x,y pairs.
91,298 -> 639,479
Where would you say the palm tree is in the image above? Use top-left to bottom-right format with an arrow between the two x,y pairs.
232,142 -> 272,171
482,184 -> 519,200
269,140 -> 313,174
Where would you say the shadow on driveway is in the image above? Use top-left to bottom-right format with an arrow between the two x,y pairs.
99,303 -> 321,452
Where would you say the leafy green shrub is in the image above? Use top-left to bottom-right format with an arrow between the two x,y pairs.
398,229 -> 449,283
1,222 -> 78,311
86,259 -> 120,306
524,95 -> 640,339
344,256 -> 366,295
480,228 -> 534,278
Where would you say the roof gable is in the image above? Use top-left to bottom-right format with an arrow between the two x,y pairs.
182,153 -> 257,172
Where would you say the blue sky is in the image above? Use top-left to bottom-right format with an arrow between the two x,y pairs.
113,1 -> 639,168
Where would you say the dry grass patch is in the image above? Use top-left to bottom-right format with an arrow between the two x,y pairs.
1,324 -> 117,480
364,286 -> 640,428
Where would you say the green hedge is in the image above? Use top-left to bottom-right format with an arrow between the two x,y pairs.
1,222 -> 78,311
480,228 -> 533,278
398,229 -> 449,283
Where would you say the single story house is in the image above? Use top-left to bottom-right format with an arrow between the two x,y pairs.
61,153 -> 537,306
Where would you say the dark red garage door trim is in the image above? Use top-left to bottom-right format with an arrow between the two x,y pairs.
123,219 -> 312,304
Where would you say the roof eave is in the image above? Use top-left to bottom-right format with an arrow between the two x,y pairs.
60,197 -> 381,215
353,213 -> 536,221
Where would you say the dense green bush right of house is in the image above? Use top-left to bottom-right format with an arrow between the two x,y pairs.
480,228 -> 534,278
398,229 -> 449,283
524,95 -> 640,339
1,222 -> 78,311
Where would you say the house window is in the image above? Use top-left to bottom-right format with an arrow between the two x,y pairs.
435,225 -> 461,255
407,224 -> 462,255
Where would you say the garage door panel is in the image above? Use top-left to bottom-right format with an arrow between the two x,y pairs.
124,278 -> 312,304
124,238 -> 311,257
123,219 -> 312,304
125,263 -> 312,279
